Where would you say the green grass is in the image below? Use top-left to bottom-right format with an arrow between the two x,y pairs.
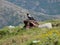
0,20 -> 60,45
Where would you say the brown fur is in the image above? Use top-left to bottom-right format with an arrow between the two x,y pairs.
23,20 -> 38,29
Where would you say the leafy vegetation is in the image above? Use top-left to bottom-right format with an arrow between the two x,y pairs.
0,20 -> 60,45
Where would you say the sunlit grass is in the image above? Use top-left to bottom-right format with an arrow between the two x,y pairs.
0,20 -> 60,45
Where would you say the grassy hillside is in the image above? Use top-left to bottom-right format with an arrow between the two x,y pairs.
0,20 -> 60,45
